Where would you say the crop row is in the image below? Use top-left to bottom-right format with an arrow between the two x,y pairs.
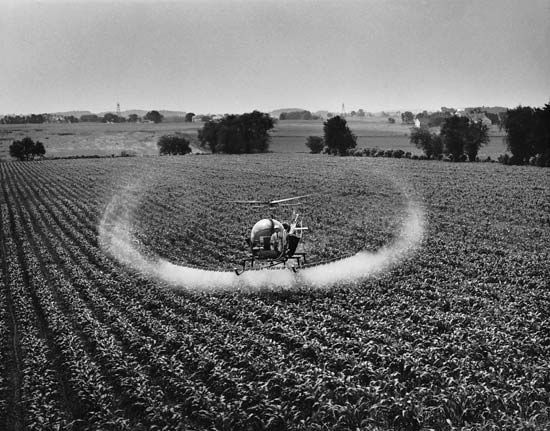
3,161 -> 393,427
1,156 -> 549,430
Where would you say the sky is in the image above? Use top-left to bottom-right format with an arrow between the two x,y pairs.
1,0 -> 549,115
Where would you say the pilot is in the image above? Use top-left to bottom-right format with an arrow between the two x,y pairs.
284,222 -> 297,236
270,229 -> 282,252
284,222 -> 300,257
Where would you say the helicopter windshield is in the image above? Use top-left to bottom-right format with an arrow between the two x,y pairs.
249,218 -> 287,257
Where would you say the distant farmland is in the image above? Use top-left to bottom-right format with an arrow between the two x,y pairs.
0,119 -> 507,160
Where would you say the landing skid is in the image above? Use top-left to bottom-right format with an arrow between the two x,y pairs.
234,253 -> 307,276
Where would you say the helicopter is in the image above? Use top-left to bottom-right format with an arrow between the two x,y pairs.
232,195 -> 310,275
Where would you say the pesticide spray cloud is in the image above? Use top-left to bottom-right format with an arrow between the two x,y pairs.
99,180 -> 425,292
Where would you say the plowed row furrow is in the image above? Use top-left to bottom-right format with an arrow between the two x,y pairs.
0,166 -> 70,430
12,161 -> 379,362
0,194 -> 19,430
4,163 -> 202,429
7,162 -> 379,414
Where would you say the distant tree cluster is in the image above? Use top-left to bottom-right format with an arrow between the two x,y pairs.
102,113 -> 126,123
502,104 -> 550,166
65,115 -> 79,123
323,116 -> 357,156
401,111 -> 415,124
1,113 -> 79,124
198,111 -> 274,154
194,115 -> 213,122
1,114 -> 46,124
279,110 -> 320,120
80,114 -> 100,122
410,116 -> 489,161
145,110 -> 164,123
157,135 -> 192,155
9,137 -> 46,161
79,110 -> 163,123
413,110 -> 454,128
425,111 -> 452,128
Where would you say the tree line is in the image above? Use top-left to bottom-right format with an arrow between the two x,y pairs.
305,113 -> 490,160
279,110 -> 321,120
408,104 -> 549,166
410,117 -> 490,162
401,108 -> 502,128
304,103 -> 549,167
79,110 -> 166,124
1,110 -> 167,124
5,104 -> 548,166
1,114 -> 62,124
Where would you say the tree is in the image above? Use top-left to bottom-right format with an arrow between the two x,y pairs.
102,113 -> 125,123
388,117 -> 395,124
409,127 -> 442,159
401,111 -> 415,124
197,121 -> 219,153
33,140 -> 46,158
440,116 -> 489,161
145,110 -> 163,123
503,106 -> 536,164
9,137 -> 46,160
198,111 -> 274,154
501,104 -> 550,166
464,121 -> 490,161
157,135 -> 192,155
440,116 -> 468,161
533,104 -> 550,166
323,116 -> 357,155
185,112 -> 195,122
128,114 -> 140,123
305,136 -> 324,153
357,109 -> 365,117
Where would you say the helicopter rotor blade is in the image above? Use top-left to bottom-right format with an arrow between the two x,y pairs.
230,200 -> 268,205
269,194 -> 312,205
231,194 -> 312,207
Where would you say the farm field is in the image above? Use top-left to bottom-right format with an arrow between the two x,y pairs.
0,154 -> 549,430
0,119 -> 507,160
